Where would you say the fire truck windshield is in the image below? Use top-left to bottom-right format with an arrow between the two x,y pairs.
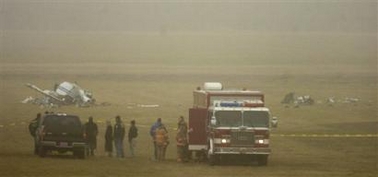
214,110 -> 269,127
243,111 -> 270,127
215,111 -> 242,127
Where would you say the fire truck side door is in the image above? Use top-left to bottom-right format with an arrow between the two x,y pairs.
188,108 -> 208,151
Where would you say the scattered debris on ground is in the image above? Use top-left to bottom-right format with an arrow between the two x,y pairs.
281,92 -> 366,108
281,92 -> 314,107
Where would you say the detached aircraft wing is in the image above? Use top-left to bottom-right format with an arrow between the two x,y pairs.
25,83 -> 65,103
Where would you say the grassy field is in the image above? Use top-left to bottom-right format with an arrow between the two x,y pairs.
0,33 -> 377,176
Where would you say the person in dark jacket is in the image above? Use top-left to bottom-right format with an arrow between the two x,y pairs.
114,115 -> 125,158
128,120 -> 138,157
104,120 -> 113,157
29,113 -> 41,154
176,116 -> 188,162
84,116 -> 98,156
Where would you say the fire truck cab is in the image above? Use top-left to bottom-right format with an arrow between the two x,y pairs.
188,82 -> 273,166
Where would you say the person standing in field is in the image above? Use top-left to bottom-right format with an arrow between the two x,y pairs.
150,118 -> 162,161
155,124 -> 169,161
128,120 -> 138,157
104,120 -> 113,157
84,116 -> 98,156
114,115 -> 125,158
176,116 -> 188,162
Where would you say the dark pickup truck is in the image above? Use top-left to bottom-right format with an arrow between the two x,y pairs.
35,113 -> 87,158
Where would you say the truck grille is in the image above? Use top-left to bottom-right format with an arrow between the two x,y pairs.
230,131 -> 254,146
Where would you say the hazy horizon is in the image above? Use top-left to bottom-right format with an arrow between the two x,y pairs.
1,0 -> 376,33
0,0 -> 376,66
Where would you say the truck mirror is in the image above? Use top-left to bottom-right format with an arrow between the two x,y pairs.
271,117 -> 278,128
210,116 -> 217,126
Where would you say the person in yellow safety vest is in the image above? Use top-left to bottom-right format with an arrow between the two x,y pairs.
176,116 -> 188,162
155,124 -> 169,161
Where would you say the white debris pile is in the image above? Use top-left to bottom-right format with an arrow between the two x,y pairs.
295,95 -> 315,105
326,97 -> 361,106
21,96 -> 58,108
126,103 -> 160,109
281,92 -> 314,107
23,81 -> 96,107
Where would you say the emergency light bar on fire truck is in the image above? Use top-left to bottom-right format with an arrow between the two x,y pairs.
213,100 -> 265,108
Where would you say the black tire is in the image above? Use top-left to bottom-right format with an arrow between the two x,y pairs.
257,155 -> 268,166
75,147 -> 86,159
208,154 -> 220,166
38,146 -> 46,158
34,144 -> 39,155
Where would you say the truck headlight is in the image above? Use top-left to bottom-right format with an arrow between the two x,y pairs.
255,139 -> 269,145
221,139 -> 228,144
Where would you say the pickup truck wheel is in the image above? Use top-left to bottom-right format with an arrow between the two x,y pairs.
38,146 -> 46,158
74,148 -> 86,159
34,144 -> 39,155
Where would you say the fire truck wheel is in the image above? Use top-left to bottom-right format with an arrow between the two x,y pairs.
208,154 -> 220,166
257,155 -> 268,166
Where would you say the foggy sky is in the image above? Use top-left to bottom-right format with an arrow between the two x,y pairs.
1,0 -> 376,33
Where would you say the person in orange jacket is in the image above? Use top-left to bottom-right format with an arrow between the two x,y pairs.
155,124 -> 169,161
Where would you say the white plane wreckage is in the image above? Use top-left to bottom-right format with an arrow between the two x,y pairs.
23,81 -> 95,107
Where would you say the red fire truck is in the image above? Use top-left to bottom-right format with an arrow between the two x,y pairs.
188,82 -> 274,166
